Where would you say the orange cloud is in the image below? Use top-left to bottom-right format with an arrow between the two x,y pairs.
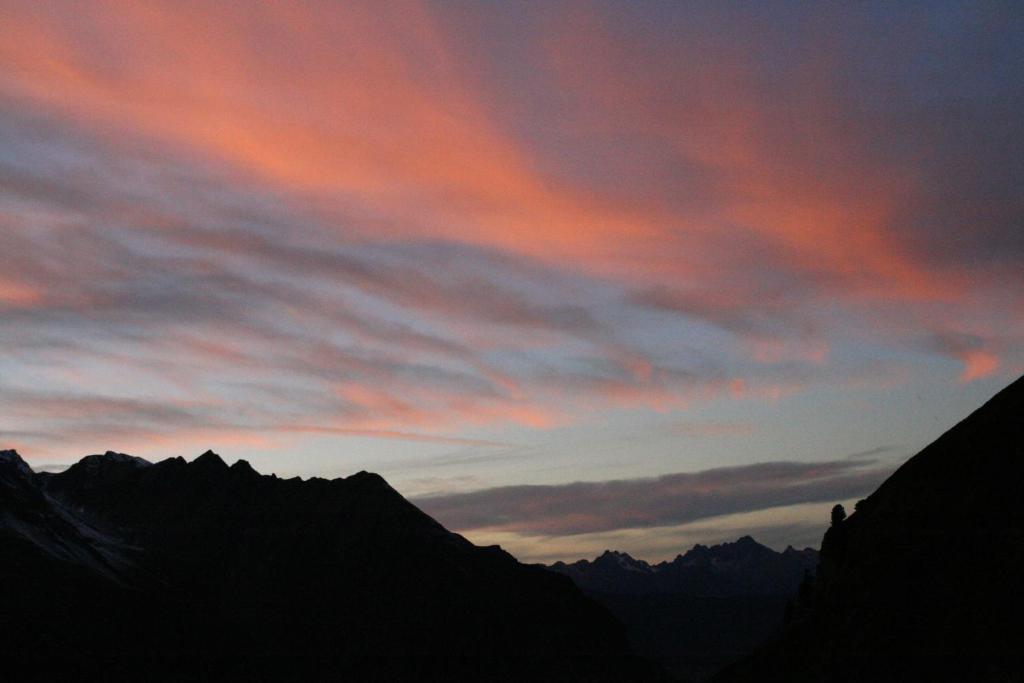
1,0 -> 1013,322
0,277 -> 42,307
959,351 -> 999,384
0,1 -> 664,273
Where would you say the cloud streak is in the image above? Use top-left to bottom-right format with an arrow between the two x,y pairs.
416,457 -> 890,536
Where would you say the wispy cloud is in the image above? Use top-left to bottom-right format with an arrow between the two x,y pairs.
0,1 -> 1020,468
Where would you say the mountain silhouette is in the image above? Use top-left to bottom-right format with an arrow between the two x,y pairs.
1,449 -> 661,681
717,375 -> 1024,682
547,539 -> 817,680
549,537 -> 817,597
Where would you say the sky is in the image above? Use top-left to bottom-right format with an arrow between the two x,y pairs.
1,1 -> 1022,562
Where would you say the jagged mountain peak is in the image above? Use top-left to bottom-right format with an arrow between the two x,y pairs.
192,449 -> 227,468
229,458 -> 257,475
81,451 -> 152,468
550,536 -> 818,598
54,451 -> 151,482
675,535 -> 771,564
597,549 -> 630,560
593,549 -> 652,573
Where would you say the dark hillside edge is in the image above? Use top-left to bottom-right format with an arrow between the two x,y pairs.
2,449 -> 662,681
717,375 -> 1024,682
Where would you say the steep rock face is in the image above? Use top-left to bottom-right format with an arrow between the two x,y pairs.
1,450 -> 657,681
718,375 -> 1024,682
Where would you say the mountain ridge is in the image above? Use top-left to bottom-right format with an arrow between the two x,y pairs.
548,536 -> 818,598
2,448 -> 660,681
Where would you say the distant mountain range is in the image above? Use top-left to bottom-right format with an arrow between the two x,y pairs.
0,449 -> 658,681
548,537 -> 818,597
546,538 -> 818,680
717,374 -> 1024,681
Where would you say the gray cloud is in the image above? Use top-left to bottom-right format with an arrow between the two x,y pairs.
416,458 -> 892,536
845,446 -> 896,460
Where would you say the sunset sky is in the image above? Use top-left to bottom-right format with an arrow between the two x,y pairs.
2,1 -> 1022,561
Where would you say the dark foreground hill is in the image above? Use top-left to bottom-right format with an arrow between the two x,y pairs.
0,449 -> 660,681
548,539 -> 817,680
717,375 -> 1024,682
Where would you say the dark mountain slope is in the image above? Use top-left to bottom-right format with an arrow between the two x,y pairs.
0,450 -> 167,671
0,449 -> 142,586
548,539 -> 817,680
718,375 -> 1024,682
2,449 -> 659,681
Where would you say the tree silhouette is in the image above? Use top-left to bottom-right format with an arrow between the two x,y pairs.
831,503 -> 847,527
